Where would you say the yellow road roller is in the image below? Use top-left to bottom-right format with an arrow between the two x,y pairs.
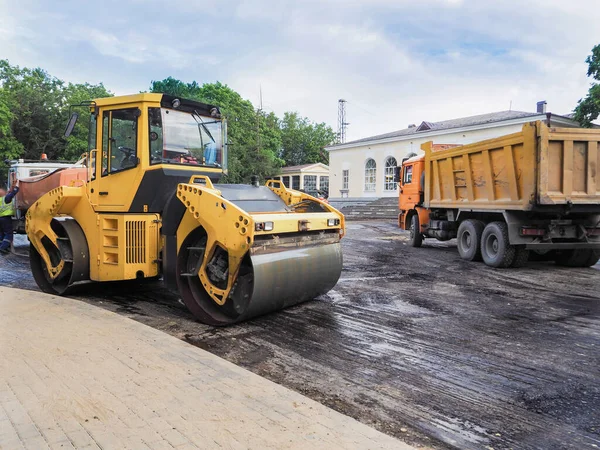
25,93 -> 345,325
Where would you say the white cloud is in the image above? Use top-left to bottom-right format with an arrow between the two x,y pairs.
0,0 -> 599,141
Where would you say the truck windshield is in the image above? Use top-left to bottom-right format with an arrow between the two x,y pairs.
149,107 -> 224,167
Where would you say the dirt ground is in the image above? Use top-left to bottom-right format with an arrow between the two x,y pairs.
2,221 -> 600,450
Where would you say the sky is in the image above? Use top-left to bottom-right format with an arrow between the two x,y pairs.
0,0 -> 598,142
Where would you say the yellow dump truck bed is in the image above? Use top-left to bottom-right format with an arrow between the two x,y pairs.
422,121 -> 600,211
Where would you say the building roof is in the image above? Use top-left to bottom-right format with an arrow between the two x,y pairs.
328,110 -> 579,149
280,163 -> 329,173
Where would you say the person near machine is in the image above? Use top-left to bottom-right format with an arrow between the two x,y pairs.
0,181 -> 19,254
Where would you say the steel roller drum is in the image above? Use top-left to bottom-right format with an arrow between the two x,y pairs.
243,242 -> 343,319
177,240 -> 343,326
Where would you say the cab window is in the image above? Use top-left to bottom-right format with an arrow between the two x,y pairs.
88,113 -> 97,152
101,113 -> 109,176
101,108 -> 139,175
403,165 -> 413,184
148,107 -> 163,164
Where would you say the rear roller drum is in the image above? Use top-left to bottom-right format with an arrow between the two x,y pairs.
30,218 -> 90,295
176,227 -> 343,326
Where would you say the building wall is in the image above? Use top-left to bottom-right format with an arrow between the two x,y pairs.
328,123 -> 525,199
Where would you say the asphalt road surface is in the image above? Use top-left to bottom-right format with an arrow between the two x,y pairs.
2,222 -> 599,450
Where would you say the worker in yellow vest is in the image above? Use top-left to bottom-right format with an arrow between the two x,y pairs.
0,181 -> 19,254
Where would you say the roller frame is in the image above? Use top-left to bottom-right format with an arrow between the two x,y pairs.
175,176 -> 345,309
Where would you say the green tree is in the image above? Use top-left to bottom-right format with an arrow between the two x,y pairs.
279,112 -> 336,166
573,44 -> 600,127
0,60 -> 111,164
0,60 -> 66,160
0,89 -> 23,186
149,77 -> 202,99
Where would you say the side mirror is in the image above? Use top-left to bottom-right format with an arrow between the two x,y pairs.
64,112 -> 79,138
394,166 -> 401,183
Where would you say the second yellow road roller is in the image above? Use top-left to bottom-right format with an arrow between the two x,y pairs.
25,93 -> 345,325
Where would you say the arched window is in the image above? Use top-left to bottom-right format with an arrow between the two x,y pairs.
384,157 -> 398,191
364,159 -> 376,191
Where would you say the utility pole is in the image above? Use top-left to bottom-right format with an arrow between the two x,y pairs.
337,99 -> 349,144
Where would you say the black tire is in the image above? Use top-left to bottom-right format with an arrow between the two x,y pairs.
480,221 -> 515,268
409,214 -> 423,248
511,247 -> 529,268
554,249 -> 600,267
457,219 -> 485,261
582,250 -> 600,267
529,249 -> 556,262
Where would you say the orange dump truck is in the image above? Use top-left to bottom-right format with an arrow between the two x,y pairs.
398,121 -> 600,268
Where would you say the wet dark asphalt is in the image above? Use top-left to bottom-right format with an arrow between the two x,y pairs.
2,221 -> 600,450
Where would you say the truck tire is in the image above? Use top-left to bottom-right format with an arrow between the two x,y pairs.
457,219 -> 485,261
529,249 -> 556,262
554,249 -> 600,267
481,221 -> 515,268
583,250 -> 600,267
510,247 -> 529,268
409,214 -> 423,248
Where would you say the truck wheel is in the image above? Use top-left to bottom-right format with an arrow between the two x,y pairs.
457,219 -> 484,261
529,249 -> 556,262
481,221 -> 515,268
409,214 -> 423,248
555,249 -> 600,267
583,250 -> 600,267
511,247 -> 529,268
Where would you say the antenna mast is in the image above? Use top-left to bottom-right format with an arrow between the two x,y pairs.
337,99 -> 349,144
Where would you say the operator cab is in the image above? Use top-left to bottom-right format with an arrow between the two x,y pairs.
65,93 -> 228,213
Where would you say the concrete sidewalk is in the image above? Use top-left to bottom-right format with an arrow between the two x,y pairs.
0,287 -> 410,450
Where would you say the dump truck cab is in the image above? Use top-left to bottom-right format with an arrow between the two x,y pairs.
398,155 -> 425,229
26,93 -> 345,325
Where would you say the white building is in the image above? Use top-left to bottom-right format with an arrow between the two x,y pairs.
325,106 -> 580,203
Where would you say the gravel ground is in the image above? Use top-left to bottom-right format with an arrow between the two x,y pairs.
2,222 -> 600,450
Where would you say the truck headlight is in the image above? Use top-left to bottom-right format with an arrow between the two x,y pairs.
327,218 -> 340,227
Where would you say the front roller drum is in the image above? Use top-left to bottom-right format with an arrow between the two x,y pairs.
176,230 -> 343,325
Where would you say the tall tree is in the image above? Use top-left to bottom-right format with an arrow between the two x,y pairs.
0,60 -> 65,160
573,44 -> 600,127
0,60 -> 111,164
279,112 -> 336,166
0,89 -> 23,186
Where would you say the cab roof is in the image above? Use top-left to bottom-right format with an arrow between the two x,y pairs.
94,93 -> 162,106
405,154 -> 424,164
93,93 -> 221,117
